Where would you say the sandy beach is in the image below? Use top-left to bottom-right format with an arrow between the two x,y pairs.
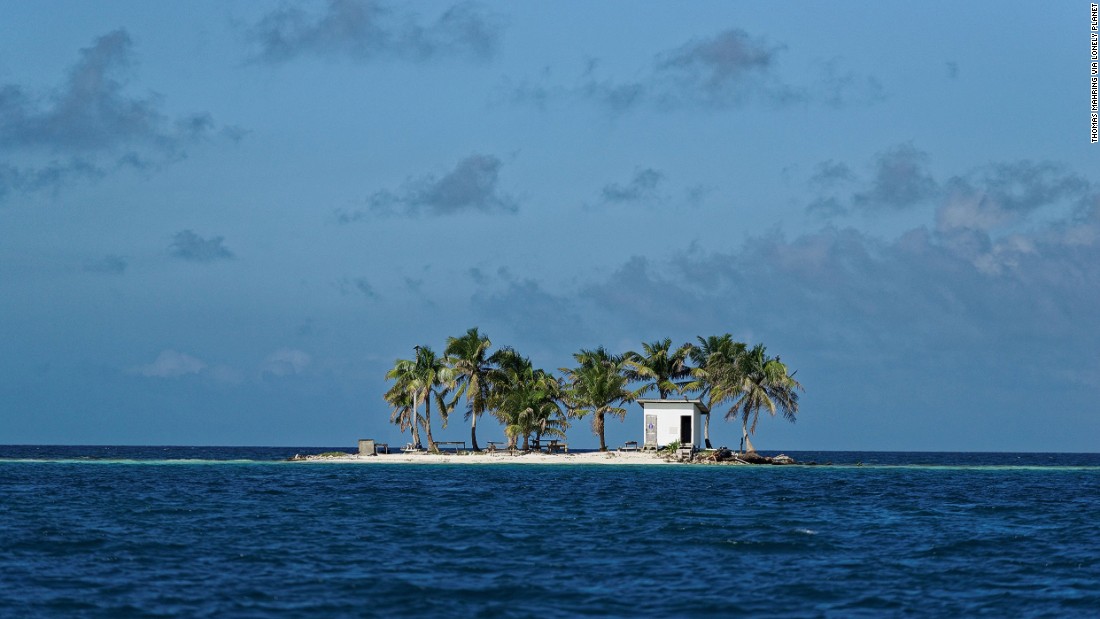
296,450 -> 680,465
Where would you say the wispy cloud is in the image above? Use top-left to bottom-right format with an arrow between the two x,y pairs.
807,148 -> 1089,221
0,158 -> 105,200
336,276 -> 380,299
653,29 -> 796,108
580,188 -> 1100,386
169,230 -> 234,262
338,154 -> 518,220
83,254 -> 128,274
0,30 -> 229,200
261,348 -> 312,377
598,167 -> 664,206
504,28 -> 881,114
131,349 -> 207,378
851,143 -> 939,211
937,161 -> 1090,234
472,274 -> 590,346
249,0 -> 502,64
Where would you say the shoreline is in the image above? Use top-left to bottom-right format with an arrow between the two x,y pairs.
294,450 -> 677,465
291,449 -> 799,466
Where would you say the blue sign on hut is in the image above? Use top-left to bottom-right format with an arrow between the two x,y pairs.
639,399 -> 710,449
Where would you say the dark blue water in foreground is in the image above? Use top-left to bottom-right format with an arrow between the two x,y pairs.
2,447 -> 1098,617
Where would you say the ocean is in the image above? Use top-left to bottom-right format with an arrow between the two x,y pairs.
1,446 -> 1098,617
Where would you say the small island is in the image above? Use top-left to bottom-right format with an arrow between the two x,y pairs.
290,444 -> 801,466
301,328 -> 804,465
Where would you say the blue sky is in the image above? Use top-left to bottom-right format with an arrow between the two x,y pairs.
2,1 -> 1097,451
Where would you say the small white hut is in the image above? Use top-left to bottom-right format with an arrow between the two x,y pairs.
639,399 -> 709,449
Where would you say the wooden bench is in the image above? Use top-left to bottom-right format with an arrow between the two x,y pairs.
486,442 -> 520,455
619,441 -> 639,452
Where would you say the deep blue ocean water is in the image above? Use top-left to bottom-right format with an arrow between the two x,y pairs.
1,447 -> 1098,617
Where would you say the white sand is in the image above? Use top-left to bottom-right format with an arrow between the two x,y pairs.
297,450 -> 680,465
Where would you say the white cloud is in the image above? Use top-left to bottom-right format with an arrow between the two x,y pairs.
261,348 -> 312,376
132,350 -> 207,378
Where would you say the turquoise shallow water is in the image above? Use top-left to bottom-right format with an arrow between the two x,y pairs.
1,447 -> 1098,617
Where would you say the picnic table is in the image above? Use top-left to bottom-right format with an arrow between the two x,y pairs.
375,443 -> 390,454
545,439 -> 568,453
619,441 -> 639,452
435,441 -> 466,452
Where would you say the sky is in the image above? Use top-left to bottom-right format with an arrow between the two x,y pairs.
2,1 -> 1097,452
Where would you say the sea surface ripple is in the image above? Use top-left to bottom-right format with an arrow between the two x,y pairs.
1,447 -> 1098,617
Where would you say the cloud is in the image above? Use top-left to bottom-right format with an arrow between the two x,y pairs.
336,276 -> 379,299
582,256 -> 716,331
809,150 -> 1092,225
169,230 -> 234,262
653,29 -> 797,108
808,160 -> 856,188
261,348 -> 312,377
0,30 -> 226,200
342,154 -> 518,219
595,181 -> 1099,346
0,30 -> 216,152
936,162 -> 1090,234
0,158 -> 105,199
574,29 -> 796,112
977,161 -> 1088,215
472,274 -> 590,346
817,58 -> 886,107
582,79 -> 649,113
249,0 -> 502,64
851,143 -> 939,210
580,197 -> 1100,390
132,350 -> 207,378
807,144 -> 938,215
83,254 -> 128,274
505,29 -> 880,114
598,167 -> 664,205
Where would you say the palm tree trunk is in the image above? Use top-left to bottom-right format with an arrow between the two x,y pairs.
411,393 -> 421,448
741,417 -> 755,453
424,393 -> 438,453
596,412 -> 607,451
521,434 -> 529,451
703,413 -> 713,449
470,411 -> 480,452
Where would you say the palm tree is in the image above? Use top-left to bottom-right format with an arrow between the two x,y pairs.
623,338 -> 693,399
727,344 -> 802,453
383,345 -> 454,453
384,356 -> 421,449
445,327 -> 494,452
562,347 -> 641,451
685,334 -> 747,448
384,378 -> 418,447
488,348 -> 567,450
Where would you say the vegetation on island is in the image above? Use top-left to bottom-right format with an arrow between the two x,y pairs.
382,329 -> 802,454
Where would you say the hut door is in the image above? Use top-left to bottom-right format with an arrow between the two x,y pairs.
645,414 -> 657,446
680,415 -> 692,445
